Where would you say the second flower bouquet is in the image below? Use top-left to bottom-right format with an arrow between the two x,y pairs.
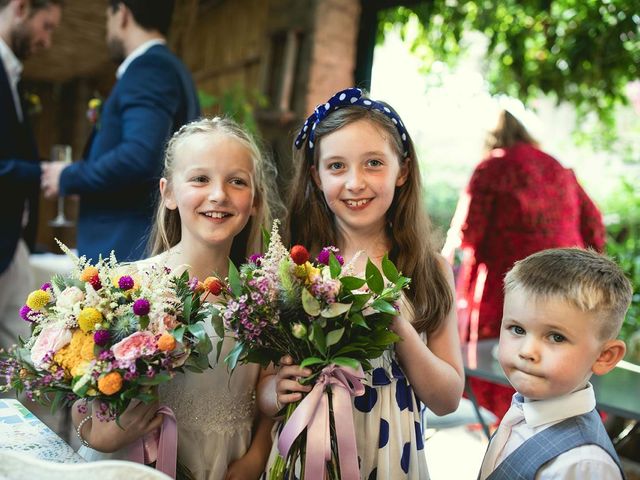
211,222 -> 410,480
0,243 -> 214,421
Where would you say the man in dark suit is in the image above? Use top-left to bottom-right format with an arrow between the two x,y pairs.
41,0 -> 200,262
0,0 -> 61,348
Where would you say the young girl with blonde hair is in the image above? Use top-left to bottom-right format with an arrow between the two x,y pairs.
73,117 -> 282,480
258,88 -> 465,479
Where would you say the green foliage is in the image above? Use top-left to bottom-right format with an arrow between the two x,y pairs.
378,1 -> 640,128
198,85 -> 268,136
602,179 -> 640,359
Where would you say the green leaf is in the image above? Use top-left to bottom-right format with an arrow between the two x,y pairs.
49,390 -> 66,414
301,288 -> 321,316
349,312 -> 370,329
371,298 -> 398,315
309,322 -> 326,355
172,326 -> 185,343
329,253 -> 341,278
187,322 -> 207,347
326,327 -> 345,347
215,337 -> 224,364
182,295 -> 193,322
381,254 -> 400,283
300,357 -> 326,369
138,315 -> 149,330
349,293 -> 372,312
227,260 -> 242,296
321,302 -> 351,318
225,341 -> 246,371
365,259 -> 384,294
340,276 -> 367,291
137,372 -> 172,386
331,357 -> 361,370
210,310 -> 224,339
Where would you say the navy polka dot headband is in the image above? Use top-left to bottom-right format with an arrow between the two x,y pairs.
294,87 -> 410,157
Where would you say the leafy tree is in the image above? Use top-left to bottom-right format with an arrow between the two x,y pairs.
378,1 -> 639,131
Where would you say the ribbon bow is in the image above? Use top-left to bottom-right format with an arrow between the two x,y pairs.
294,87 -> 410,157
127,405 -> 177,478
278,364 -> 366,480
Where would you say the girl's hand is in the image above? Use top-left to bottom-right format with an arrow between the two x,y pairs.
275,355 -> 312,407
77,398 -> 164,453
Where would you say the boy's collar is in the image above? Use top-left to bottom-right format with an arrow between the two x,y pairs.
513,383 -> 596,428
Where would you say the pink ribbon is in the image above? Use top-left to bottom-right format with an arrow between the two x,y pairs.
127,405 -> 177,479
278,364 -> 365,480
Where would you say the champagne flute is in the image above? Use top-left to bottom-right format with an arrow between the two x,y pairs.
48,144 -> 74,228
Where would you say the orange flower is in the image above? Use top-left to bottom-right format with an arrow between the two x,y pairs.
98,371 -> 123,395
203,276 -> 223,295
80,266 -> 99,282
157,332 -> 176,352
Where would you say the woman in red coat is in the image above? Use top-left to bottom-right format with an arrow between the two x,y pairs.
444,110 -> 605,419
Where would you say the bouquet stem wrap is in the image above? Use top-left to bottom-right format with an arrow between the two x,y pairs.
278,364 -> 365,480
128,405 -> 177,478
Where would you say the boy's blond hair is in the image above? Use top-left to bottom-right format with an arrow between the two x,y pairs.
504,248 -> 632,339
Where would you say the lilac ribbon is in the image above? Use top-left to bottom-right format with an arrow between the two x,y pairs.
127,405 -> 177,478
278,364 -> 365,480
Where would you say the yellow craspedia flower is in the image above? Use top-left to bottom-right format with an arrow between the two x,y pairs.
26,290 -> 51,310
293,264 -> 307,279
80,266 -> 99,282
88,98 -> 101,110
305,262 -> 321,284
98,371 -> 123,395
77,307 -> 102,332
54,330 -> 95,377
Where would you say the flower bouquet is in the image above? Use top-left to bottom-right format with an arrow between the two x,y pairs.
0,242 -> 214,424
210,222 -> 410,480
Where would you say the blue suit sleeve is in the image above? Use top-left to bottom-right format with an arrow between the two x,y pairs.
59,55 -> 182,194
0,158 -> 40,182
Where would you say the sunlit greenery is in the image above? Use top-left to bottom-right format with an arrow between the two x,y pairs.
378,1 -> 639,134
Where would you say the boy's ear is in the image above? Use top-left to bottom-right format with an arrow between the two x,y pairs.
159,178 -> 177,210
395,157 -> 410,187
591,339 -> 626,376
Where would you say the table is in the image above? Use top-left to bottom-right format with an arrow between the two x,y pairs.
462,339 -> 640,437
0,398 -> 84,463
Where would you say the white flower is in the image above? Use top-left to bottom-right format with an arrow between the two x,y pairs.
56,286 -> 85,310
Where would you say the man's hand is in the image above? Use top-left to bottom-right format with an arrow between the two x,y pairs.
41,161 -> 67,198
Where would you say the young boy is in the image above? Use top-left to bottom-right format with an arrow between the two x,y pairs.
479,248 -> 632,480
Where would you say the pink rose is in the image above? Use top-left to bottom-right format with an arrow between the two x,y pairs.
31,325 -> 73,368
111,331 -> 158,362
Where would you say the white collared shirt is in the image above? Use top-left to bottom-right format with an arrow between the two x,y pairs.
480,384 -> 622,480
0,37 -> 24,122
116,38 -> 166,79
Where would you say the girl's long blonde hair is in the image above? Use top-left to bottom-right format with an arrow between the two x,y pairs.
286,103 -> 452,335
148,117 -> 281,264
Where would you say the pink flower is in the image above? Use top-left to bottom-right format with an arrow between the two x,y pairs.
111,331 -> 157,362
31,325 -> 73,368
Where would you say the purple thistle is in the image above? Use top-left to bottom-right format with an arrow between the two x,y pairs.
19,305 -> 33,322
118,275 -> 134,290
93,330 -> 110,346
40,282 -> 52,291
133,298 -> 150,316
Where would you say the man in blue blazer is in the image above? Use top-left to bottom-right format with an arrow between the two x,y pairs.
42,0 -> 199,262
0,0 -> 62,348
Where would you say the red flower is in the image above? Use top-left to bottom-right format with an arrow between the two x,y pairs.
290,245 -> 310,265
